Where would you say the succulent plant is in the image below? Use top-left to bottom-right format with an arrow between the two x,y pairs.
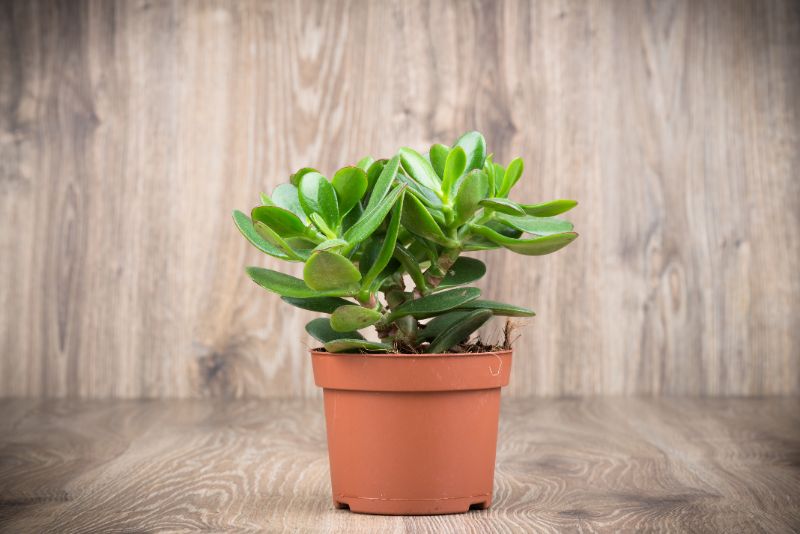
234,131 -> 578,353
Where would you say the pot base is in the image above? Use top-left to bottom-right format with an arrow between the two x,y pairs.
333,495 -> 492,515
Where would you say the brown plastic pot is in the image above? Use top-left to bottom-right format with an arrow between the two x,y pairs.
311,349 -> 512,515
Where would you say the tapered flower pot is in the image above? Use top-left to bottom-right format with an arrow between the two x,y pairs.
310,349 -> 512,515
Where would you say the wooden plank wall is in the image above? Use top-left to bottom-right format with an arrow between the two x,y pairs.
1,0 -> 798,398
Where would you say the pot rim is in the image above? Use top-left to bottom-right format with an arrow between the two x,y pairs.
309,348 -> 512,358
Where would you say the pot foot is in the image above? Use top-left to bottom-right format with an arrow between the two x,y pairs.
333,495 -> 492,515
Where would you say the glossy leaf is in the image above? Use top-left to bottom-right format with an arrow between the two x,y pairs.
459,299 -> 535,317
453,170 -> 489,225
479,197 -> 526,216
365,155 -> 400,212
399,147 -> 441,192
298,172 -> 339,228
438,257 -> 487,289
453,131 -> 487,172
492,163 -> 505,196
306,317 -> 364,343
365,159 -> 387,191
303,250 -> 361,292
396,173 -> 443,209
417,310 -> 472,341
271,183 -> 307,222
332,166 -> 368,217
386,287 -> 481,321
356,156 -> 375,171
469,225 -> 578,255
496,214 -> 574,236
362,195 -> 403,290
260,192 -> 272,206
253,221 -> 307,261
483,155 -> 496,197
330,305 -> 383,332
393,245 -> 428,293
441,145 -> 467,201
429,143 -> 450,178
232,211 -> 292,260
282,296 -> 353,313
251,206 -> 309,237
247,267 -> 355,298
290,167 -> 318,187
401,192 -> 458,247
497,157 -> 523,197
324,338 -> 392,353
426,309 -> 492,353
313,238 -> 348,252
521,199 -> 579,217
343,185 -> 406,245
310,213 -> 336,239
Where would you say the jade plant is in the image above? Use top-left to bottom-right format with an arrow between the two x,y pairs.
233,131 -> 578,353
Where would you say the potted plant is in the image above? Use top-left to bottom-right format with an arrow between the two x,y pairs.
233,131 -> 578,515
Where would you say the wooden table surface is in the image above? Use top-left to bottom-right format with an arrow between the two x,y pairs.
1,398 -> 798,533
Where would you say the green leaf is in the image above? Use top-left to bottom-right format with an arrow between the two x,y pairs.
365,159 -> 387,191
417,310 -> 472,341
441,146 -> 467,201
306,318 -> 364,343
282,296 -> 353,313
251,206 -> 309,237
399,147 -> 441,192
453,131 -> 487,172
453,170 -> 489,225
290,167 -> 318,187
330,305 -> 383,332
459,299 -> 535,317
260,192 -> 272,206
356,156 -> 375,171
492,163 -> 505,196
271,183 -> 308,222
479,197 -> 526,215
365,155 -> 400,212
309,213 -> 337,239
483,155 -> 496,197
426,309 -> 492,353
521,199 -> 578,217
401,192 -> 458,247
247,267 -> 355,298
332,166 -> 368,218
393,245 -> 428,293
303,250 -> 361,292
496,214 -> 574,236
469,225 -> 578,255
254,221 -> 307,261
396,173 -> 443,209
362,194 -> 403,290
429,143 -> 450,178
498,157 -> 523,197
386,287 -> 481,321
438,257 -> 486,289
233,211 -> 293,260
313,238 -> 348,252
324,338 -> 392,353
343,185 -> 406,245
298,172 -> 339,228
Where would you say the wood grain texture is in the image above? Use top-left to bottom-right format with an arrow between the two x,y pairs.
0,0 -> 798,398
1,397 -> 799,532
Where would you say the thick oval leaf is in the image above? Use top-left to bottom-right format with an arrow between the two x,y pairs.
496,214 -> 574,236
306,317 -> 364,343
479,197 -> 526,216
453,170 -> 489,225
330,305 -> 383,332
498,157 -> 524,197
362,195 -> 403,289
324,338 -> 392,353
332,166 -> 368,217
521,199 -> 579,217
356,156 -> 375,171
417,310 -> 472,341
365,155 -> 400,212
282,296 -> 353,313
401,192 -> 458,247
365,159 -> 387,191
429,143 -> 450,178
386,287 -> 481,321
313,238 -> 348,252
298,172 -> 339,228
469,225 -> 578,255
233,211 -> 292,260
396,173 -> 443,209
441,145 -> 467,201
438,257 -> 486,289
399,147 -> 442,192
343,185 -> 406,245
453,131 -> 487,172
253,221 -> 307,261
271,183 -> 308,222
492,163 -> 505,196
290,167 -> 318,187
483,155 -> 496,197
459,299 -> 535,317
426,309 -> 492,353
303,250 -> 361,292
247,267 -> 354,298
251,206 -> 309,237
309,213 -> 336,239
260,192 -> 272,206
